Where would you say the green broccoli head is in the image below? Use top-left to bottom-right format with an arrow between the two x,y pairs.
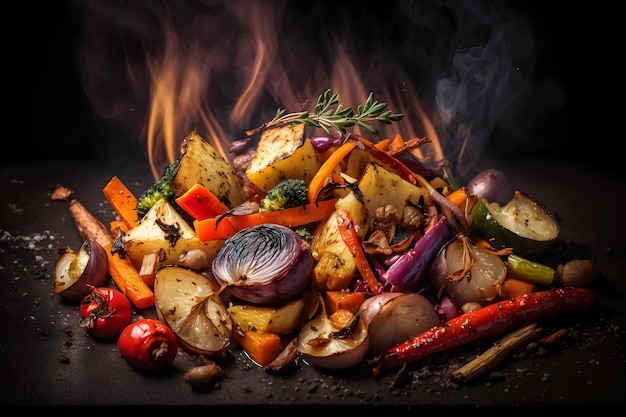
135,159 -> 182,220
259,178 -> 308,212
294,226 -> 313,243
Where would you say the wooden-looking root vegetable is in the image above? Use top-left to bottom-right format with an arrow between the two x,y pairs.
369,287 -> 600,376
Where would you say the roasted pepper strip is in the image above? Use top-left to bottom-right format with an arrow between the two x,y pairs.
370,287 -> 600,376
336,208 -> 382,294
175,183 -> 229,221
194,199 -> 338,241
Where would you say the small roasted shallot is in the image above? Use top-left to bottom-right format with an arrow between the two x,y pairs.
359,292 -> 441,356
430,234 -> 507,307
212,224 -> 313,305
297,295 -> 369,369
54,239 -> 109,302
466,168 -> 513,206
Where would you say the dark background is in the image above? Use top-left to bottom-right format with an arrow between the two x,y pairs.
5,0 -> 623,168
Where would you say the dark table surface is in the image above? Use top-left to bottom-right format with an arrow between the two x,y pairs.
1,154 -> 624,410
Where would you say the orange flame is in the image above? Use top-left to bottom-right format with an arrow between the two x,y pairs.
140,5 -> 449,180
77,1 -> 541,182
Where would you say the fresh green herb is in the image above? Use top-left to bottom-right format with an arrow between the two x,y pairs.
248,89 -> 404,136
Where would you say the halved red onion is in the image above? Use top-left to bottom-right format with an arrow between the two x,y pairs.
212,224 -> 313,305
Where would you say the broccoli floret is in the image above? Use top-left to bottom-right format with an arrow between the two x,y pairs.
135,159 -> 182,220
294,226 -> 313,243
259,178 -> 308,212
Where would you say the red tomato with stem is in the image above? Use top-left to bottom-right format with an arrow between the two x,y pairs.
79,286 -> 132,339
118,318 -> 179,372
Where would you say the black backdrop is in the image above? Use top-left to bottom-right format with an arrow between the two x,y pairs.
5,0 -> 623,168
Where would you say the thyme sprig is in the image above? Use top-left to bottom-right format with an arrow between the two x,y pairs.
246,89 -> 404,137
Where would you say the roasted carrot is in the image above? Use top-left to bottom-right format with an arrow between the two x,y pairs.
499,278 -> 538,299
336,209 -> 382,294
371,287 -> 599,375
175,183 -> 229,221
374,138 -> 392,150
109,219 -> 130,236
102,176 -> 139,229
446,187 -> 469,211
52,184 -> 155,310
103,242 -> 155,309
324,291 -> 367,314
307,140 -> 357,204
234,329 -> 284,367
388,133 -> 405,152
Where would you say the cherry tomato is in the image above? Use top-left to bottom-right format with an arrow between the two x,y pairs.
118,318 -> 179,372
79,287 -> 132,339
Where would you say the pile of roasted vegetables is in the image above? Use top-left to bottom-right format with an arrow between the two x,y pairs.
51,89 -> 600,389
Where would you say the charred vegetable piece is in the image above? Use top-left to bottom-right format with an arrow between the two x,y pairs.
370,287 -> 599,374
245,123 -> 321,193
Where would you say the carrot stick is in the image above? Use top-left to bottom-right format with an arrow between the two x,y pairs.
307,141 -> 357,204
109,219 -> 130,236
103,242 -> 155,309
175,183 -> 229,221
371,287 -> 599,374
52,184 -> 155,309
336,209 -> 382,294
102,176 -> 139,230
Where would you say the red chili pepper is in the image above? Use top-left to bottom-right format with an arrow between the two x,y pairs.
370,287 -> 600,376
118,318 -> 179,372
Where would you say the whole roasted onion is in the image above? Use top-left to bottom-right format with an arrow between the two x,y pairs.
359,292 -> 441,356
212,224 -> 313,305
466,168 -> 513,206
430,235 -> 507,307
